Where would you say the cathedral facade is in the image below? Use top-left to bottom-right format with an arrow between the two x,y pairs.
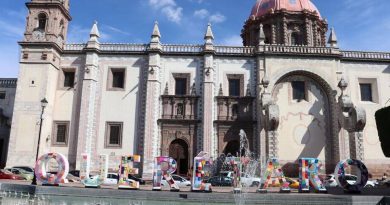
6,0 -> 390,178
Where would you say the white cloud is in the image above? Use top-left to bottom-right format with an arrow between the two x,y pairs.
103,25 -> 130,36
209,13 -> 226,24
161,6 -> 183,23
149,0 -> 176,9
148,0 -> 183,23
220,35 -> 242,46
194,9 -> 209,19
190,0 -> 206,3
194,9 -> 226,24
0,19 -> 24,38
67,24 -> 111,43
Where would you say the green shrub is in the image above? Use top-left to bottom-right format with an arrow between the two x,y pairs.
375,106 -> 390,158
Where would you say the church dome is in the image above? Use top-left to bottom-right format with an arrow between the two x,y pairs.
250,0 -> 321,19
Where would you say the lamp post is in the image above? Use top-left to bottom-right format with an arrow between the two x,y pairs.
31,98 -> 48,185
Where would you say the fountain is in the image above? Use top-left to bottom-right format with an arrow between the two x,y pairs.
231,130 -> 258,205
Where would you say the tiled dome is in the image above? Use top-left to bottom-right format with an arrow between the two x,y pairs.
250,0 -> 321,18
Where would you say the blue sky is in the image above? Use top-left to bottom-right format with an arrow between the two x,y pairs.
0,0 -> 389,77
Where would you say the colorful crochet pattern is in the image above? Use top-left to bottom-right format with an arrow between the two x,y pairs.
80,153 -> 109,188
258,158 -> 290,192
152,156 -> 180,191
34,152 -> 69,185
334,159 -> 369,193
192,153 -> 212,192
118,155 -> 141,190
299,158 -> 326,193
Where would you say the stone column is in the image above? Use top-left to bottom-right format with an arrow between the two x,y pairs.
142,22 -> 162,179
304,15 -> 312,46
282,16 -> 288,45
76,22 -> 101,169
255,27 -> 267,165
202,24 -> 216,158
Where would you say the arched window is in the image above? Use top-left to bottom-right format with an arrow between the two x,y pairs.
291,32 -> 303,45
59,19 -> 65,35
38,13 -> 47,30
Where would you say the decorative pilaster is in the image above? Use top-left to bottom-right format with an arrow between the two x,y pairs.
304,16 -> 312,46
255,47 -> 266,166
261,77 -> 280,159
313,22 -> 318,46
142,21 -> 162,179
282,16 -> 288,44
337,77 -> 366,161
77,22 -> 101,168
271,23 -> 277,45
202,23 -> 216,158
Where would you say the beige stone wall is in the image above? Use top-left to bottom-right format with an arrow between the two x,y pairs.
96,56 -> 146,168
160,57 -> 202,95
342,62 -> 390,176
7,61 -> 60,167
215,57 -> 255,97
275,80 -> 327,162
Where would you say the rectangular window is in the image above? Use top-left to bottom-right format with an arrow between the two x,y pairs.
0,92 -> 5,99
108,68 -> 126,90
229,79 -> 240,97
360,83 -> 373,102
292,81 -> 306,101
175,78 -> 187,95
52,121 -> 69,146
112,70 -> 125,88
105,122 -> 123,148
63,71 -> 75,88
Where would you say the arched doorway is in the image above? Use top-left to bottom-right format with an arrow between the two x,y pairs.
270,70 -> 338,174
169,139 -> 189,176
224,140 -> 240,156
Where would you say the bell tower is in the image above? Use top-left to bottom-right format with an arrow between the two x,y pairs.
6,0 -> 71,168
24,0 -> 71,47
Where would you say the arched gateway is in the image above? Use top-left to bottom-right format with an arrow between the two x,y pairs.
270,70 -> 339,175
169,139 -> 189,175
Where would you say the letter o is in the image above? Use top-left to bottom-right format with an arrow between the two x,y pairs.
35,152 -> 69,185
334,159 -> 369,192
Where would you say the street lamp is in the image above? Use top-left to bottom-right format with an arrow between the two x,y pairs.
31,98 -> 48,185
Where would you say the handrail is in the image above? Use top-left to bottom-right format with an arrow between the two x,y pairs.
63,44 -> 86,51
162,44 -> 203,53
63,44 -> 390,60
0,79 -> 17,88
264,44 -> 333,54
100,43 -> 148,52
215,46 -> 254,55
341,51 -> 390,60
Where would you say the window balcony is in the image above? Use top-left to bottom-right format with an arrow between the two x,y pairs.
216,96 -> 254,122
161,95 -> 199,121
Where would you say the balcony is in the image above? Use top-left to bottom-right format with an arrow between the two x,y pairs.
160,95 -> 199,122
216,96 -> 254,122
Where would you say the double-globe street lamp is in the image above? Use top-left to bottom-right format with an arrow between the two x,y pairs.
31,98 -> 48,185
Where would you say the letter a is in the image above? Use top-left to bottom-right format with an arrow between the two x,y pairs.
257,158 -> 290,193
